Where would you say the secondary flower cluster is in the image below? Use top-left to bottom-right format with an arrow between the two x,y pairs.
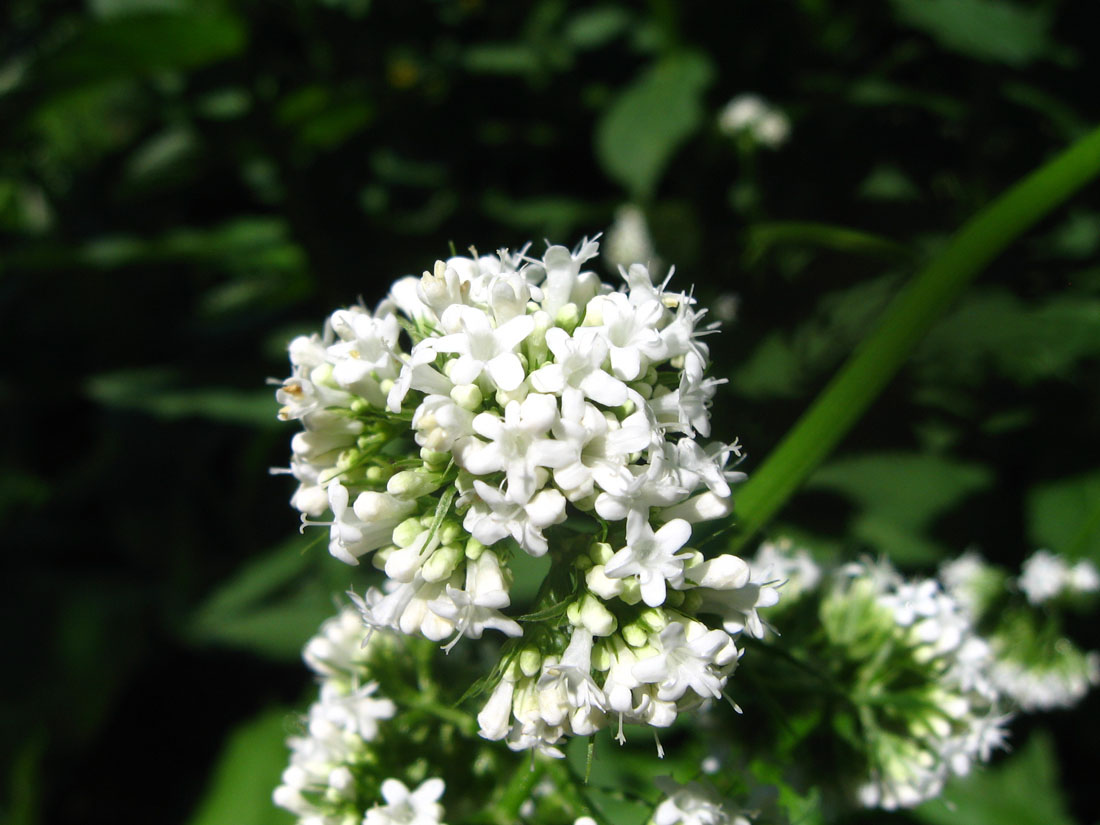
277,239 -> 758,754
941,550 -> 1100,711
647,778 -> 789,825
819,559 -> 1009,810
273,609 -> 449,825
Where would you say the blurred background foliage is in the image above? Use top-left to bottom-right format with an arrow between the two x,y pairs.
2,0 -> 1098,823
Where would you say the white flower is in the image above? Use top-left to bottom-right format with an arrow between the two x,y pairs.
456,394 -> 574,503
1018,550 -> 1098,604
462,479 -> 566,556
653,777 -> 730,825
604,511 -> 694,607
529,327 -> 629,408
633,620 -> 739,701
363,777 -> 447,825
537,628 -> 608,733
434,305 -> 534,391
585,291 -> 668,381
718,94 -> 790,149
429,551 -> 522,650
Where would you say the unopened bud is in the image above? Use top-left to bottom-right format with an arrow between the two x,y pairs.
556,302 -> 581,332
388,469 -> 441,499
638,608 -> 668,633
519,648 -> 542,678
465,536 -> 486,560
589,542 -> 614,565
422,544 -> 463,582
622,623 -> 648,647
420,447 -> 450,467
392,518 -> 424,548
579,595 -> 617,636
450,383 -> 483,411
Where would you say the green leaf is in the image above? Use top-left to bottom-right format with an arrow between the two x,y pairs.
806,453 -> 992,562
1027,470 -> 1100,563
892,0 -> 1053,67
915,289 -> 1100,386
185,707 -> 296,825
595,51 -> 713,199
33,12 -> 247,96
893,0 -> 1056,67
86,370 -> 279,428
915,732 -> 1076,825
744,221 -> 911,265
187,536 -> 350,661
729,123 -> 1100,551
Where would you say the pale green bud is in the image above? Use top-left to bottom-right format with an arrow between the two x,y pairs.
574,554 -> 593,571
589,542 -> 614,565
388,469 -> 441,499
622,623 -> 649,647
350,398 -> 371,414
466,536 -> 486,560
450,383 -> 483,411
373,546 -> 393,571
420,447 -> 450,467
519,648 -> 542,678
630,381 -> 654,399
619,577 -> 643,605
566,601 -> 582,626
579,595 -> 617,636
393,517 -> 424,548
422,544 -> 463,582
379,377 -> 395,395
556,302 -> 581,332
591,641 -> 611,671
439,520 -> 462,544
638,608 -> 668,633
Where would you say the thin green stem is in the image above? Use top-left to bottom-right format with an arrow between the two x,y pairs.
730,124 -> 1100,552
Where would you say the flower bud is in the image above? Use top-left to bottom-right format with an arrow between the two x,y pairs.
420,447 -> 450,467
465,536 -> 485,560
589,542 -> 614,565
586,565 -> 625,600
519,648 -> 542,677
387,469 -> 442,499
556,302 -> 581,332
392,517 -> 424,548
638,607 -> 668,633
622,623 -> 649,647
579,595 -> 617,636
450,383 -> 483,411
422,544 -> 462,582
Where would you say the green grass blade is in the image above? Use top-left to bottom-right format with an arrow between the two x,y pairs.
730,124 -> 1100,552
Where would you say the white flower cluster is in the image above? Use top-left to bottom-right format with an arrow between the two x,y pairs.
940,549 -> 1100,712
278,238 -> 759,754
822,560 -> 1009,811
274,609 -> 449,825
1017,549 -> 1099,605
750,538 -> 822,608
649,778 -> 788,825
717,95 -> 790,149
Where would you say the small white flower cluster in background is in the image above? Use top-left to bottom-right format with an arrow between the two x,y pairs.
274,609 -> 449,825
751,538 -> 822,608
649,777 -> 789,825
717,94 -> 790,149
604,204 -> 658,274
1017,549 -> 1099,605
941,549 -> 1100,711
820,559 -> 1009,811
277,238 -> 761,755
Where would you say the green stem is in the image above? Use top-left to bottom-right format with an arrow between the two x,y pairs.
491,758 -> 546,824
730,124 -> 1100,552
